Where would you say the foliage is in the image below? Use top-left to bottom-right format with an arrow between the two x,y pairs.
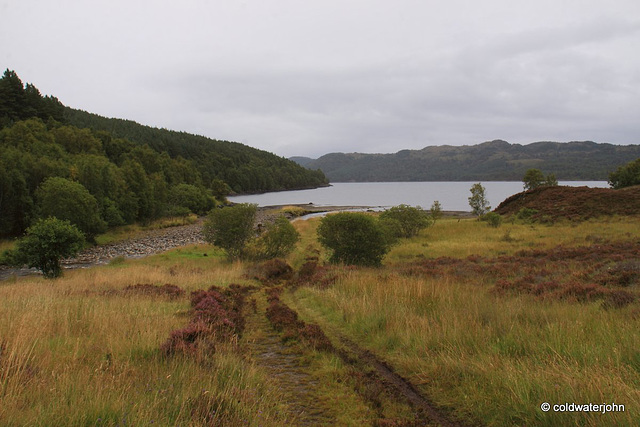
608,157 -> 640,189
523,168 -> 558,190
522,168 -> 544,190
254,215 -> 300,259
481,212 -> 503,228
430,200 -> 443,223
468,183 -> 490,217
514,207 -> 539,223
14,217 -> 85,278
64,107 -> 328,194
379,204 -> 433,238
168,183 -> 213,215
0,69 -> 64,126
203,204 -> 257,259
35,177 -> 107,240
317,212 -> 392,266
0,70 -> 327,238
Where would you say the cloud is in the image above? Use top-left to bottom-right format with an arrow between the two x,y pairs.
2,1 -> 639,157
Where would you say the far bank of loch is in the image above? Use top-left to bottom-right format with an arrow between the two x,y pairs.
229,181 -> 609,211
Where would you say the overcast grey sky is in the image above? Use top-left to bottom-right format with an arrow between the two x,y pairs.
1,0 -> 639,158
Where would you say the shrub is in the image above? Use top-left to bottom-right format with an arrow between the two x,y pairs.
317,212 -> 392,267
14,217 -> 85,278
515,207 -> 539,223
379,204 -> 433,238
482,212 -> 503,228
608,157 -> 640,189
203,203 -> 257,260
255,215 -> 300,259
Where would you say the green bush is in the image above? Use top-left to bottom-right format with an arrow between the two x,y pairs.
254,215 -> 300,259
203,204 -> 257,260
609,158 -> 640,189
317,212 -> 392,267
14,217 -> 85,278
515,207 -> 539,223
379,204 -> 433,238
482,212 -> 503,228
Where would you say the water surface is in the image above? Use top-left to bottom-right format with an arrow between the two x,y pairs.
229,181 -> 608,212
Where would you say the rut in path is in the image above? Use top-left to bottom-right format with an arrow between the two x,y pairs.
242,289 -> 336,426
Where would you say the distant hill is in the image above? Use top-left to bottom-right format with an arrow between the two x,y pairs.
294,140 -> 640,182
288,156 -> 316,168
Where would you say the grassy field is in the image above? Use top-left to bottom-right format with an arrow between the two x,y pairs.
0,213 -> 638,425
287,215 -> 640,426
0,247 -> 290,426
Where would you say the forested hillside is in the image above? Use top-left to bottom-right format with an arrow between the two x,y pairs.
299,140 -> 640,181
64,108 -> 327,193
0,69 -> 327,238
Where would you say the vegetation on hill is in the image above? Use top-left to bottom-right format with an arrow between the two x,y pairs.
494,185 -> 640,222
609,157 -> 640,189
64,108 -> 327,193
297,139 -> 640,182
0,70 -> 327,238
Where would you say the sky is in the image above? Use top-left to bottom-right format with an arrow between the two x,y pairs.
1,0 -> 639,158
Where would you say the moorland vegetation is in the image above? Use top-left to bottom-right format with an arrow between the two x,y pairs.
1,186 -> 639,425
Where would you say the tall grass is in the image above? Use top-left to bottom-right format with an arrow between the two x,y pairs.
0,247 -> 288,426
288,215 -> 640,426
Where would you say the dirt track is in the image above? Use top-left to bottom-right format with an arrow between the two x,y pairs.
248,264 -> 470,427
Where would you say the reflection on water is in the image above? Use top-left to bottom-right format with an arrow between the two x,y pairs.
229,181 -> 609,212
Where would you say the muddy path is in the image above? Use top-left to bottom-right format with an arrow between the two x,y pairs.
334,337 -> 466,427
244,263 -> 471,426
243,288 -> 337,426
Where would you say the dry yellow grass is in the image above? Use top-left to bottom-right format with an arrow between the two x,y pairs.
0,246 -> 289,426
287,215 -> 640,426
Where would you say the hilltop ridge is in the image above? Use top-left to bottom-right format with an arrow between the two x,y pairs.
294,140 -> 640,182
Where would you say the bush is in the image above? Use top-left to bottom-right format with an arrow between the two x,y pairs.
317,212 -> 392,267
255,215 -> 300,259
515,207 -> 539,223
482,212 -> 503,228
14,217 -> 85,278
609,158 -> 640,189
203,204 -> 257,259
379,204 -> 433,238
